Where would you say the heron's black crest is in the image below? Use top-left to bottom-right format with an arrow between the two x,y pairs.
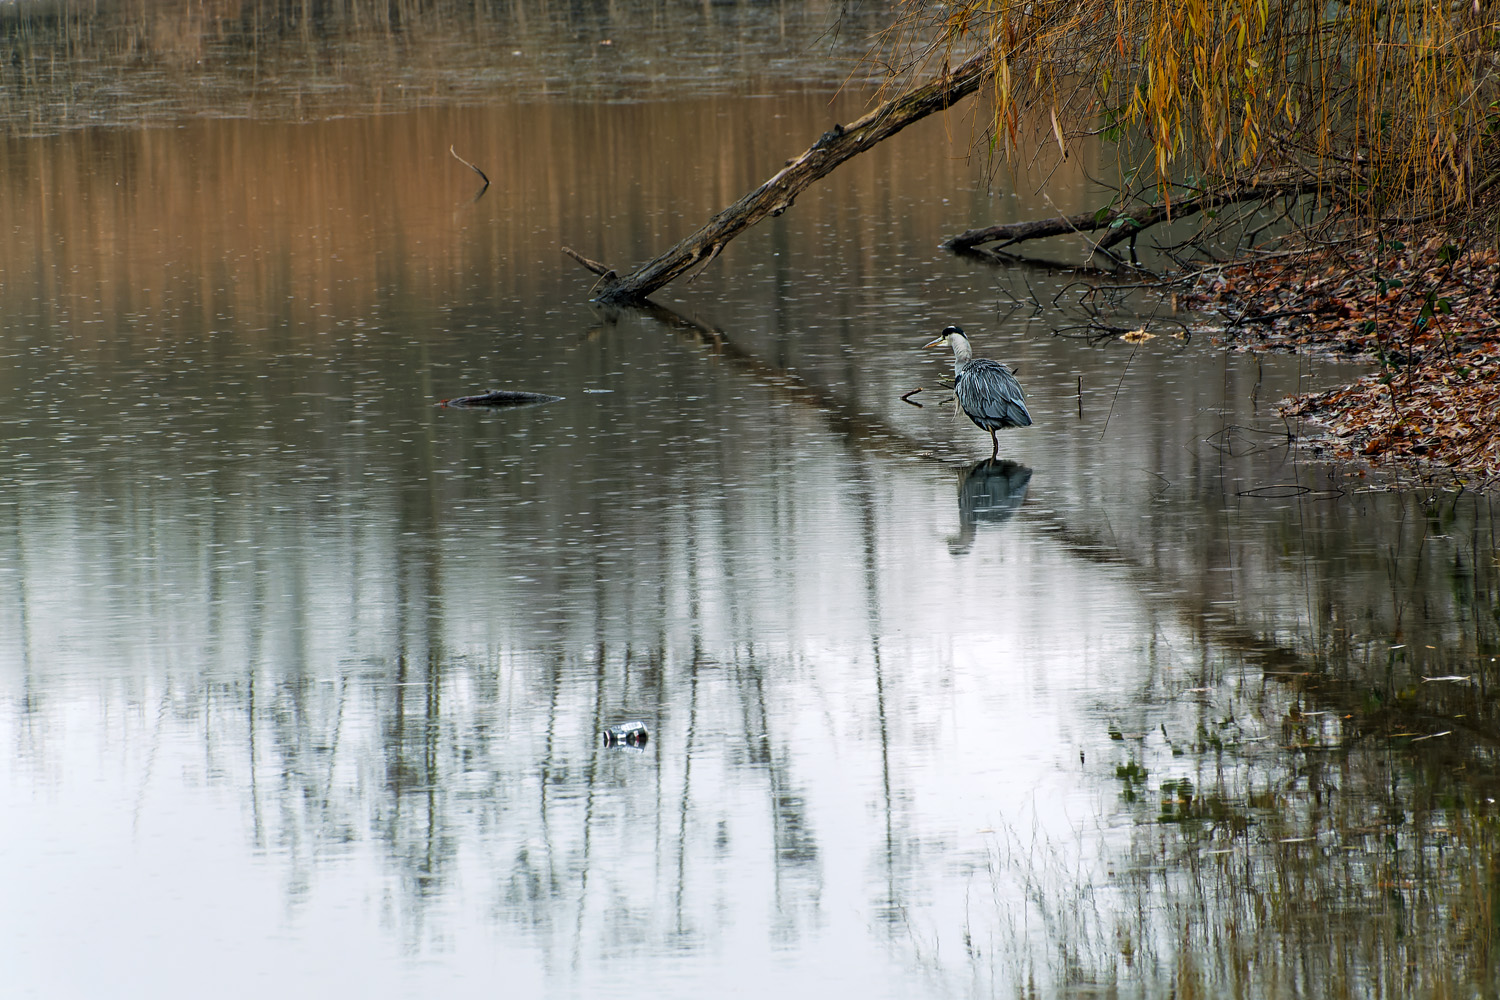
942,324 -> 964,337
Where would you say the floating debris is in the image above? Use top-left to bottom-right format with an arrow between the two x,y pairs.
601,720 -> 650,748
438,390 -> 564,408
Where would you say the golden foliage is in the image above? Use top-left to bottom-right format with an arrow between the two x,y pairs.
876,0 -> 1500,220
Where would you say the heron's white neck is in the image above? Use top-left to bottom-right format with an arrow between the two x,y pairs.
949,334 -> 973,373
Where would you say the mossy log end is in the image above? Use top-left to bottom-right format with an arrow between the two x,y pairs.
942,174 -> 1341,254
566,49 -> 997,305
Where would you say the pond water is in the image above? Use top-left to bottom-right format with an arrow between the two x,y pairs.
3,3 -> 1500,998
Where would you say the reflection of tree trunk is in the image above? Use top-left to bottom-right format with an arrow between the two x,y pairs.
571,642 -> 607,962
4,498 -> 34,679
423,651 -> 442,881
852,451 -> 900,915
675,642 -> 704,940
565,49 -> 997,305
601,298 -> 975,464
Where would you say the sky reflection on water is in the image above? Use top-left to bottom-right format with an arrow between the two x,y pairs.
3,4 -> 1500,999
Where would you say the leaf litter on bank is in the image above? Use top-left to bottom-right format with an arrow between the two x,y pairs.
1182,234 -> 1500,487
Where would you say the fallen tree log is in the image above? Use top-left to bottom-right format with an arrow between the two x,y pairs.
565,48 -> 998,305
941,174 -> 1342,254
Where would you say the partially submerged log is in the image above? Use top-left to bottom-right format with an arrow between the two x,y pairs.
565,49 -> 999,305
942,174 -> 1340,254
563,39 -> 1343,299
438,390 -> 564,408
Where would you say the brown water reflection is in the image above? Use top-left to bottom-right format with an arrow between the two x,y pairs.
3,4 -> 1500,1000
4,90 -> 1040,354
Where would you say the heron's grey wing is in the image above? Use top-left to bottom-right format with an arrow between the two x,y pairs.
956,359 -> 1033,428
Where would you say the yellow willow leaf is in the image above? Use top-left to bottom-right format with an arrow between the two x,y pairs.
1050,106 -> 1067,159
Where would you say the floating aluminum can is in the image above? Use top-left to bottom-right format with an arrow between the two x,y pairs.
602,721 -> 650,747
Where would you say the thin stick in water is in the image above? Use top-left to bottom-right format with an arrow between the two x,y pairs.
449,145 -> 491,188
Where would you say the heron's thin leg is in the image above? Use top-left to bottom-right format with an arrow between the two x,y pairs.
989,429 -> 999,460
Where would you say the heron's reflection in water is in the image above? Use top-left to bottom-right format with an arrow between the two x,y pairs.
948,459 -> 1033,555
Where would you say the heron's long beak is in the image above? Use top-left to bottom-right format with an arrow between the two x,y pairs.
922,336 -> 946,349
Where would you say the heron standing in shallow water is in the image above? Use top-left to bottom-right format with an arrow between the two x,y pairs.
925,324 -> 1032,460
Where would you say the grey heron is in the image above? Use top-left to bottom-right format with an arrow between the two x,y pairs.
924,325 -> 1032,459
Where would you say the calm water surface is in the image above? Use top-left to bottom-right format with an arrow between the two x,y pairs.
3,4 -> 1499,998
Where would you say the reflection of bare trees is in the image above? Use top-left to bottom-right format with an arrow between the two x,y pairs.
646,312 -> 1500,994
3,308 -> 1496,998
1,222 -> 1496,1000
6,406 -> 1498,999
